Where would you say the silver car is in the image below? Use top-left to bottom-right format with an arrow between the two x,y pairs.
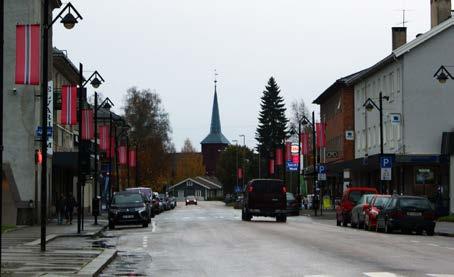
350,194 -> 375,229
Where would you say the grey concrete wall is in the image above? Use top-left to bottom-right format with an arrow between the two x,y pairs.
402,25 -> 454,155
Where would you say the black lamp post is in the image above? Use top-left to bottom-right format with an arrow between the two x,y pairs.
301,111 -> 318,216
77,66 -> 104,233
239,135 -> 246,187
363,92 -> 389,194
40,1 -> 82,251
93,94 -> 113,225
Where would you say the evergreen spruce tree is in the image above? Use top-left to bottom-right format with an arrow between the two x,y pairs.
256,77 -> 289,161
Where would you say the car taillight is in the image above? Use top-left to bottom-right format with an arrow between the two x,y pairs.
247,186 -> 253,193
282,187 -> 287,193
389,210 -> 404,219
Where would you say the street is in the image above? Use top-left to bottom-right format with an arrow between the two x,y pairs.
101,202 -> 454,277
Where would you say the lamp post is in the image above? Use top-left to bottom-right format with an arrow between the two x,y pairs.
1,0 -> 4,253
434,65 -> 454,84
363,92 -> 389,193
302,112 -> 317,216
40,1 -> 82,251
232,139 -> 239,193
239,135 -> 246,187
77,65 -> 104,233
93,94 -> 113,225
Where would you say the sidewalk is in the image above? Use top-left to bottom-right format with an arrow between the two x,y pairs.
434,221 -> 454,237
1,216 -> 116,276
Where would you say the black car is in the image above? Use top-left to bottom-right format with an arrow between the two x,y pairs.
286,192 -> 300,216
186,195 -> 197,205
376,195 -> 436,235
108,191 -> 151,229
170,197 -> 177,209
242,179 -> 287,222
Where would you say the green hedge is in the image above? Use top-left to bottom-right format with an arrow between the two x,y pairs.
438,215 -> 454,222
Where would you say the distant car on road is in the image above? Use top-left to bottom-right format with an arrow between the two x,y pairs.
108,191 -> 151,229
336,187 -> 378,227
186,195 -> 197,205
286,192 -> 300,216
364,195 -> 391,231
376,195 -> 436,235
350,194 -> 375,228
242,179 -> 287,222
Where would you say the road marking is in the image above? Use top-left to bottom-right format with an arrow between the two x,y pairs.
364,273 -> 402,277
427,274 -> 454,277
410,240 -> 420,243
427,243 -> 440,247
304,275 -> 331,277
151,221 -> 156,232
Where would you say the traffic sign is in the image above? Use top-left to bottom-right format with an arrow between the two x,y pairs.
380,156 -> 392,168
286,161 -> 298,171
36,126 -> 53,137
381,168 -> 392,181
318,164 -> 326,174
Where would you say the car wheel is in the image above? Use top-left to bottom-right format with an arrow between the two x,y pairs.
351,220 -> 357,228
416,228 -> 423,235
108,222 -> 115,230
336,215 -> 341,226
426,227 -> 435,236
402,228 -> 411,234
142,222 -> 149,228
242,209 -> 251,221
385,221 -> 393,234
358,221 -> 364,229
342,219 -> 348,227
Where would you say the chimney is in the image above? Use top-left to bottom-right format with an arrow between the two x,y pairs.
392,27 -> 407,50
431,0 -> 452,28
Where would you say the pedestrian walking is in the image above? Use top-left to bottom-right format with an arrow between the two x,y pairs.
65,192 -> 77,224
56,193 -> 66,225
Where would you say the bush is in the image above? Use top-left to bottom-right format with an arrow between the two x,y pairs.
438,215 -> 454,222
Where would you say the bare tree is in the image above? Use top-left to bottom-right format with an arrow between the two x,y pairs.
181,138 -> 197,153
289,98 -> 310,138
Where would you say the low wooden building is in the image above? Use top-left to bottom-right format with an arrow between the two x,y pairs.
168,176 -> 223,201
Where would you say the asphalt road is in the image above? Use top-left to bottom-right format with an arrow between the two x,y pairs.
101,201 -> 454,277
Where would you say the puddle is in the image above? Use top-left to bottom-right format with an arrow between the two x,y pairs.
100,251 -> 152,276
91,239 -> 115,249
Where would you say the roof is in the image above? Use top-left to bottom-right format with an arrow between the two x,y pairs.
313,69 -> 366,104
168,176 -> 223,191
348,17 -> 454,84
53,47 -> 83,84
201,87 -> 230,145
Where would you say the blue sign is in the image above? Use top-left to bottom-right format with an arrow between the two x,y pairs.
234,185 -> 242,193
286,161 -> 298,171
380,156 -> 393,168
36,126 -> 53,137
318,164 -> 326,174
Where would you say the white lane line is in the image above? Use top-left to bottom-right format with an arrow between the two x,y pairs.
151,221 -> 156,232
427,274 -> 454,277
364,273 -> 402,277
304,275 -> 331,277
427,243 -> 440,247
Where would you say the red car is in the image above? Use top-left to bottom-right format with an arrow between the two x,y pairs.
364,195 -> 391,231
336,187 -> 378,226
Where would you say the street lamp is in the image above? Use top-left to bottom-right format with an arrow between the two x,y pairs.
232,139 -> 239,194
301,111 -> 318,216
239,135 -> 246,188
40,1 -> 82,252
434,65 -> 454,84
363,92 -> 389,193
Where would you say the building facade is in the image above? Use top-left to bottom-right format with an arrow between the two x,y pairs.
168,176 -> 223,201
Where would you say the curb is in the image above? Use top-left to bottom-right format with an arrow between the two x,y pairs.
77,249 -> 117,276
22,225 -> 108,246
436,232 -> 454,237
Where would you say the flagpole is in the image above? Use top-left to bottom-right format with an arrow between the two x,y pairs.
93,92 -> 98,225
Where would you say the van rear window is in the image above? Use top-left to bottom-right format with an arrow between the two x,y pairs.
251,180 -> 283,193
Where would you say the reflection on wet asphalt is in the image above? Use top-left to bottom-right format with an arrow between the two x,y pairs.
100,251 -> 152,276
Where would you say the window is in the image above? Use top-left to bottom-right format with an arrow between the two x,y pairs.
383,121 -> 387,144
195,190 -> 202,197
390,72 -> 395,101
396,69 -> 401,94
356,131 -> 361,151
367,128 -> 371,149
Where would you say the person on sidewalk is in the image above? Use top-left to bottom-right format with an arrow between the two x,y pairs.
65,192 -> 77,224
56,193 -> 66,225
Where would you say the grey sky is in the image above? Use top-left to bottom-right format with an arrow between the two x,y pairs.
54,0 -> 432,151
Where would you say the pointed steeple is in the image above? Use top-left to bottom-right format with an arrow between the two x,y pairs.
201,77 -> 229,145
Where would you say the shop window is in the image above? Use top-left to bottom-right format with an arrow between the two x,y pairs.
415,168 -> 435,185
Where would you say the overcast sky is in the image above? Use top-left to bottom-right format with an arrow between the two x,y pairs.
54,0 -> 433,151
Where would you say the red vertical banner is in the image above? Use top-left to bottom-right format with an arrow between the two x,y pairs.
301,133 -> 309,155
15,24 -> 40,85
81,109 -> 94,140
99,126 -> 110,151
269,159 -> 275,175
61,85 -> 78,125
316,123 -> 326,149
237,168 -> 243,179
285,142 -> 292,161
118,146 -> 127,165
129,150 -> 137,168
275,148 -> 283,166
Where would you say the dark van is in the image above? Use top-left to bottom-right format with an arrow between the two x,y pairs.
242,179 -> 287,222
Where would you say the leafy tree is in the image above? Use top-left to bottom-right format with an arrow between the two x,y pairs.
172,153 -> 205,183
216,145 -> 259,194
255,77 -> 289,173
181,138 -> 197,153
123,87 -> 173,192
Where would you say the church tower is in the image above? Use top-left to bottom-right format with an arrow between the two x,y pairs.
201,78 -> 229,176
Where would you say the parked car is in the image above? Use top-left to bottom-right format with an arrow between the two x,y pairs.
242,179 -> 287,222
186,195 -> 197,205
234,195 -> 244,209
126,187 -> 155,218
224,194 -> 234,204
159,194 -> 170,210
170,197 -> 177,209
350,194 -> 375,228
376,195 -> 436,235
108,191 -> 151,229
286,192 -> 300,216
364,195 -> 391,231
151,193 -> 161,214
336,187 -> 378,227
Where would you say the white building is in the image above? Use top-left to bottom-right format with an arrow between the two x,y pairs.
350,1 -> 454,213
